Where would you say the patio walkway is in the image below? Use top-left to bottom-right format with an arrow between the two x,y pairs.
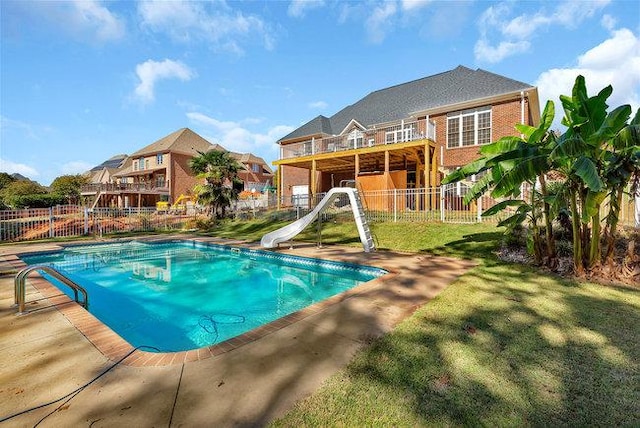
0,236 -> 474,426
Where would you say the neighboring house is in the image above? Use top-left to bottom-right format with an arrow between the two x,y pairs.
82,128 -> 273,208
85,154 -> 128,186
274,65 -> 540,207
230,152 -> 274,192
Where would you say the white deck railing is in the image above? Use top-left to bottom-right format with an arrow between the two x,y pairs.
281,118 -> 436,160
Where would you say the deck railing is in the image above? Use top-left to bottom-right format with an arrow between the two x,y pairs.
81,183 -> 169,194
281,118 -> 436,160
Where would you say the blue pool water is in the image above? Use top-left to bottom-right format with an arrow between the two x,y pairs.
22,241 -> 385,352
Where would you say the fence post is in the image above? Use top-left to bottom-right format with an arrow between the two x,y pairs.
440,185 -> 445,222
477,194 -> 483,223
393,189 -> 397,223
84,208 -> 89,235
49,207 -> 54,238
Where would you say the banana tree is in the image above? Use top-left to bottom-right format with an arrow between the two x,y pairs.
552,76 -> 632,274
602,108 -> 640,266
443,100 -> 557,265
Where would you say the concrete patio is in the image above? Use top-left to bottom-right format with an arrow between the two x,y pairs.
0,237 -> 474,426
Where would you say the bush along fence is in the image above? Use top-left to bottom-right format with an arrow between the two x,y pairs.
0,205 -> 195,242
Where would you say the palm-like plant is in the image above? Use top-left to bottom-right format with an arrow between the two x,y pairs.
443,76 -> 637,276
551,76 -> 632,273
443,100 -> 557,266
189,150 -> 242,219
601,109 -> 640,267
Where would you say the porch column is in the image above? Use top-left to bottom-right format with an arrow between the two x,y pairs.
355,154 -> 360,180
431,145 -> 438,209
276,166 -> 281,210
311,159 -> 317,207
414,154 -> 421,211
424,143 -> 431,209
384,150 -> 390,187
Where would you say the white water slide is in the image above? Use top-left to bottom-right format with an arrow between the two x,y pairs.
260,187 -> 375,252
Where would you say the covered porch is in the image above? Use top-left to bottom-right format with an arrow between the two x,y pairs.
274,138 -> 439,211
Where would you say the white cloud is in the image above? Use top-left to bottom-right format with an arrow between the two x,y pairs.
476,0 -> 610,63
366,2 -> 397,43
2,0 -> 125,43
133,59 -> 195,103
536,28 -> 640,127
474,39 -> 530,63
186,112 -> 294,162
61,161 -> 93,175
401,0 -> 432,12
600,14 -> 617,31
0,116 -> 41,140
0,158 -> 39,178
70,0 -> 126,41
288,0 -> 325,18
308,101 -> 328,109
138,0 -> 275,52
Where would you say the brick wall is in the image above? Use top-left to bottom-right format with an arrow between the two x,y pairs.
171,153 -> 199,203
281,165 -> 310,199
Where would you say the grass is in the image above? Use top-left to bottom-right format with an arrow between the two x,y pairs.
204,216 -> 503,259
206,217 -> 640,426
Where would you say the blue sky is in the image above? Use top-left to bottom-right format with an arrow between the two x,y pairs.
1,0 -> 639,186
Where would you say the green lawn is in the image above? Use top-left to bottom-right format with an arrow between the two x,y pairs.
208,217 -> 640,426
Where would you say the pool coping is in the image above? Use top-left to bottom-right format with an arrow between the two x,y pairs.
8,237 -> 399,367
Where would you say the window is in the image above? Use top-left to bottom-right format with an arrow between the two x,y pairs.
252,163 -> 261,173
347,129 -> 364,148
138,157 -> 145,170
447,107 -> 492,148
156,154 -> 163,165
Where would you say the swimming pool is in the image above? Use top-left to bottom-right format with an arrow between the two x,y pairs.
21,241 -> 386,352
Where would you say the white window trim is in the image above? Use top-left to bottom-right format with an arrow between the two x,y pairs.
446,107 -> 492,149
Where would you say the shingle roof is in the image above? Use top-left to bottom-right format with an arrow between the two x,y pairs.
279,65 -> 535,142
89,154 -> 128,172
229,152 -> 273,174
130,128 -> 215,157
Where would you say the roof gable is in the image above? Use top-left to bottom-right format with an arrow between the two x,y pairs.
130,128 -> 215,157
278,115 -> 333,143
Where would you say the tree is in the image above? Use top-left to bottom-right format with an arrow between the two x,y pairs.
51,174 -> 89,205
189,150 -> 243,219
442,100 -> 558,266
552,76 -> 632,274
0,172 -> 16,191
0,180 -> 47,208
443,75 -> 637,277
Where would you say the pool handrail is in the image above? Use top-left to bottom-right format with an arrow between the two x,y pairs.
14,264 -> 89,314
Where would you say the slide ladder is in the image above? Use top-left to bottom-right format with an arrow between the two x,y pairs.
261,187 -> 375,252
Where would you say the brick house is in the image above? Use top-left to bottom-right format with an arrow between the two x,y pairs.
82,128 -> 273,208
274,65 -> 540,207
